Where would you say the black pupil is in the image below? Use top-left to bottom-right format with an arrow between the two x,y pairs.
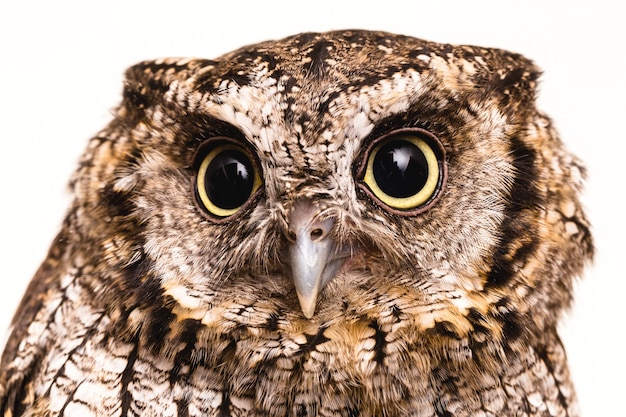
205,149 -> 255,210
373,140 -> 429,198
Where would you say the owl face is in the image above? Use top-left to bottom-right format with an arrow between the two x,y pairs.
77,30 -> 590,354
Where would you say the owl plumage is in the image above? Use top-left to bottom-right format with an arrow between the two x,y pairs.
0,30 -> 592,416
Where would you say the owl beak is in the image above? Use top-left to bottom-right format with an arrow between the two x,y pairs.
287,203 -> 341,319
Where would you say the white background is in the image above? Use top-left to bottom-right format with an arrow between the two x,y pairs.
0,1 -> 623,414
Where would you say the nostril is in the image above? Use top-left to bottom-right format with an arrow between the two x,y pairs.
308,217 -> 334,242
286,229 -> 297,243
310,228 -> 324,241
287,202 -> 335,243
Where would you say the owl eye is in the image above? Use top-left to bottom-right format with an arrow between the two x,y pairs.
194,139 -> 262,218
359,129 -> 446,213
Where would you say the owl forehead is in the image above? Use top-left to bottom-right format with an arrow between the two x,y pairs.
183,43 -> 445,168
199,67 -> 424,155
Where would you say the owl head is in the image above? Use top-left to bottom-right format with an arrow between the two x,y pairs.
70,30 -> 592,360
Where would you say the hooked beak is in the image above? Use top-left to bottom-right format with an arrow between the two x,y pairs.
287,202 -> 344,318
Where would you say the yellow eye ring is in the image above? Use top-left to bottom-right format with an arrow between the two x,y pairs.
195,140 -> 262,218
359,129 -> 445,213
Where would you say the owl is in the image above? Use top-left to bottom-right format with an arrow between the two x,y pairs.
0,30 -> 592,417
